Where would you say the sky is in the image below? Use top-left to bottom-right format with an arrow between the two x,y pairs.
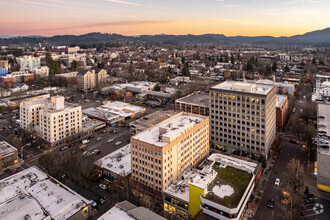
0,0 -> 329,37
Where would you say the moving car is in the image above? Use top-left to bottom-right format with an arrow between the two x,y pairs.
82,140 -> 89,144
96,137 -> 102,141
98,197 -> 106,204
290,139 -> 299,144
115,141 -> 121,146
107,138 -> 114,143
275,178 -> 280,186
267,199 -> 274,208
90,200 -> 97,207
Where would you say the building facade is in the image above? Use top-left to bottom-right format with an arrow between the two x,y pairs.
276,95 -> 288,131
0,141 -> 18,172
20,96 -> 82,147
130,112 -> 209,199
77,69 -> 107,90
17,56 -> 41,69
210,81 -> 276,158
0,60 -> 9,76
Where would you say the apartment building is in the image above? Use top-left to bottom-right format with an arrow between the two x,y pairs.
20,96 -> 82,147
130,112 -> 209,199
77,69 -> 107,90
210,81 -> 276,158
0,60 -> 9,76
17,56 -> 40,69
0,141 -> 18,172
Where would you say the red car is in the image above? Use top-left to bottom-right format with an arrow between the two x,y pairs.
11,170 -> 20,175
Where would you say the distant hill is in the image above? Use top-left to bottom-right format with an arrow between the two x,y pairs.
0,28 -> 329,46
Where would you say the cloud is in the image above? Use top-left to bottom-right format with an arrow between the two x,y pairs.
105,0 -> 141,6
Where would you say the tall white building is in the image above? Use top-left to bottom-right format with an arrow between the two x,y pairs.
20,96 -> 82,147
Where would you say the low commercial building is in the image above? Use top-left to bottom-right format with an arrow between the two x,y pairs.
0,166 -> 92,220
131,112 -> 209,199
98,200 -> 166,220
255,79 -> 295,95
100,101 -> 146,118
130,110 -> 177,133
316,103 -> 330,192
164,153 -> 259,219
81,117 -> 106,136
83,107 -> 124,124
175,92 -> 210,116
95,144 -> 131,180
1,93 -> 50,108
0,141 -> 18,172
276,95 -> 288,131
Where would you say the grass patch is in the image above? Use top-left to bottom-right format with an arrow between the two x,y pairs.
207,163 -> 253,208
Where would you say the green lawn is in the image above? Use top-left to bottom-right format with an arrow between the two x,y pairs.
210,163 -> 253,208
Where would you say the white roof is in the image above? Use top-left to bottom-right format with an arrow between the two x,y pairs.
95,144 -> 131,177
207,153 -> 258,173
212,81 -> 274,95
276,95 -> 287,108
0,141 -> 17,157
0,166 -> 90,220
98,206 -> 134,220
318,104 -> 330,156
132,114 -> 204,147
164,167 -> 200,202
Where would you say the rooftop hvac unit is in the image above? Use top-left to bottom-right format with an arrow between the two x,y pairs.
117,158 -> 121,162
119,165 -> 124,169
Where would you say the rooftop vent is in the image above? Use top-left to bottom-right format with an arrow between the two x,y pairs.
24,214 -> 32,220
119,165 -> 124,169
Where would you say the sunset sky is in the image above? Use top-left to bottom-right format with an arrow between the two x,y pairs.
0,0 -> 329,37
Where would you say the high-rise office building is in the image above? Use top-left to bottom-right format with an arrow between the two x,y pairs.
210,81 -> 276,158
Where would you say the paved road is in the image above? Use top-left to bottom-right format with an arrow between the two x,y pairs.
254,136 -> 309,220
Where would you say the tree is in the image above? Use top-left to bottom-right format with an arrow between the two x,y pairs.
71,60 -> 77,70
284,65 -> 290,73
312,57 -> 317,65
258,155 -> 267,168
230,55 -> 235,64
45,52 -> 53,67
272,61 -> 277,72
154,84 -> 161,91
246,59 -> 253,72
181,62 -> 190,76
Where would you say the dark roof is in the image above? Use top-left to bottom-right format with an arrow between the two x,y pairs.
77,69 -> 90,76
95,68 -> 106,74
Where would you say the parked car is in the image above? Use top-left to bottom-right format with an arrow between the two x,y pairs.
318,116 -> 325,119
99,184 -> 107,190
60,146 -> 69,151
88,135 -> 94,139
107,138 -> 114,143
267,199 -> 274,208
290,139 -> 299,144
96,137 -> 102,141
115,141 -> 122,146
82,140 -> 89,144
97,197 -> 106,204
275,178 -> 280,186
102,130 -> 108,133
90,200 -> 97,207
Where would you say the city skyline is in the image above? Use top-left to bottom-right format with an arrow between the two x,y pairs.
0,0 -> 329,37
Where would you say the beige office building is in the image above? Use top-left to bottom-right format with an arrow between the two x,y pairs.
130,112 -> 209,199
210,81 -> 276,158
20,96 -> 82,147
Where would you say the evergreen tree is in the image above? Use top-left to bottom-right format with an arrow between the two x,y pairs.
272,61 -> 277,72
71,60 -> 77,70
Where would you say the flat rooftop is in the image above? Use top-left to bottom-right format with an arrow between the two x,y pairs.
95,144 -> 131,177
130,110 -> 177,132
164,167 -> 200,203
276,95 -> 287,108
132,113 -> 205,147
176,92 -> 209,108
318,103 -> 330,156
211,81 -> 274,95
204,163 -> 253,208
98,200 -> 166,220
0,141 -> 17,157
0,166 -> 90,220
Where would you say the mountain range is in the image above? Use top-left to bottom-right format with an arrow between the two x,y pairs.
0,28 -> 329,47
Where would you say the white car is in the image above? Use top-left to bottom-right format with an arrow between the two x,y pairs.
115,141 -> 121,146
96,137 -> 102,141
107,138 -> 114,143
99,184 -> 107,190
275,178 -> 280,186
